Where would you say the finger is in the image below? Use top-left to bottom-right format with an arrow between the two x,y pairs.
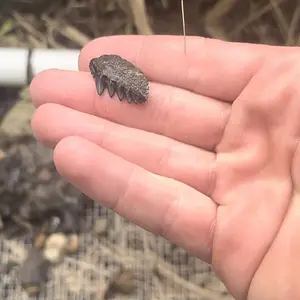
78,35 -> 287,102
53,136 -> 217,261
30,69 -> 230,150
32,103 -> 215,195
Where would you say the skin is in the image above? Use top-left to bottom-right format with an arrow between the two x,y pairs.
29,35 -> 300,300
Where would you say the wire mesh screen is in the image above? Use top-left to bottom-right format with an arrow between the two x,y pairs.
0,134 -> 233,300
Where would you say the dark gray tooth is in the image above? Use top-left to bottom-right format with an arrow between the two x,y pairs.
125,89 -> 132,103
139,95 -> 146,104
116,85 -> 125,101
130,91 -> 139,104
107,81 -> 116,98
95,75 -> 106,96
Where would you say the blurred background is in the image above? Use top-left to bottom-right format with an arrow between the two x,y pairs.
0,1 -> 298,299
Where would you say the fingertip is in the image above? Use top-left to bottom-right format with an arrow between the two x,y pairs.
30,103 -> 60,144
53,136 -> 82,181
30,69 -> 64,107
53,135 -> 96,182
30,68 -> 96,114
29,69 -> 47,107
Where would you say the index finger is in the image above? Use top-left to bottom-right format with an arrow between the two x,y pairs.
78,35 -> 290,102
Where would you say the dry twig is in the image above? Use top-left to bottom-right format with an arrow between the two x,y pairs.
269,0 -> 289,43
286,3 -> 300,45
230,0 -> 287,38
128,0 -> 153,35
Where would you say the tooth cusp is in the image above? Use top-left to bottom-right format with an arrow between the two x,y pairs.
107,80 -> 116,98
95,75 -> 106,96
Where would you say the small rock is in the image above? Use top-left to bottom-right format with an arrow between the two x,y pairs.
65,234 -> 79,254
93,218 -> 107,235
43,233 -> 68,264
45,233 -> 68,250
44,248 -> 64,264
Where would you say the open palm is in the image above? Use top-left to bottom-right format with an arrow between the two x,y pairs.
30,35 -> 300,300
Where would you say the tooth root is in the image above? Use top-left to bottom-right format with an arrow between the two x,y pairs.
95,75 -> 106,96
125,89 -> 132,103
107,81 -> 116,98
116,86 -> 125,101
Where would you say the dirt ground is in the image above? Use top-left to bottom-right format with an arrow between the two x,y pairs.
0,1 -> 299,299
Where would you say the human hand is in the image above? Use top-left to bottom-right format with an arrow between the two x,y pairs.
30,35 -> 300,300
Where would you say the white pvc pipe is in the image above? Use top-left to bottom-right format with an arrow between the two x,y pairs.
0,47 -> 80,87
0,48 -> 29,86
30,49 -> 80,75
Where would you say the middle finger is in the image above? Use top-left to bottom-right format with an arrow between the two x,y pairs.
30,69 -> 231,151
32,103 -> 216,195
